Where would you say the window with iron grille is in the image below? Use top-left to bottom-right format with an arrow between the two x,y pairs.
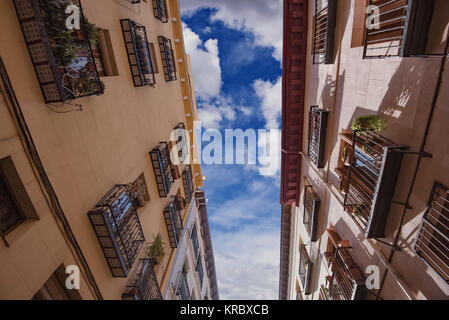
308,106 -> 329,168
325,228 -> 367,300
312,0 -> 337,64
122,259 -> 163,300
303,178 -> 321,242
164,197 -> 183,248
121,19 -> 156,87
33,265 -> 82,300
183,166 -> 194,202
414,182 -> 449,285
150,142 -> 174,198
340,130 -> 406,239
88,185 -> 145,277
299,245 -> 313,295
363,0 -> 438,58
158,36 -> 177,82
153,0 -> 168,23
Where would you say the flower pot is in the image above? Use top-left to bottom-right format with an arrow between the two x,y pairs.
172,165 -> 180,179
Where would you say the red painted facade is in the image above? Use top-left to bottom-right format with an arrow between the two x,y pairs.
280,0 -> 308,206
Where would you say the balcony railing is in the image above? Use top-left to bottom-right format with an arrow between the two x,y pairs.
177,272 -> 191,300
13,0 -> 104,103
196,253 -> 204,288
174,123 -> 188,164
303,178 -> 321,242
339,131 -> 406,238
363,0 -> 436,58
414,182 -> 449,285
325,228 -> 367,300
88,185 -> 145,277
312,0 -> 337,64
183,166 -> 194,202
158,36 -> 177,82
164,197 -> 183,248
153,0 -> 168,23
308,106 -> 329,168
120,19 -> 156,87
150,142 -> 174,198
122,259 -> 163,300
299,245 -> 313,295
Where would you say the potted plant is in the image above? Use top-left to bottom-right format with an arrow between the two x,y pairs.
351,115 -> 387,132
147,233 -> 166,265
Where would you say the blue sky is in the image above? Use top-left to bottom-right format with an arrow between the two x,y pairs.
180,0 -> 283,299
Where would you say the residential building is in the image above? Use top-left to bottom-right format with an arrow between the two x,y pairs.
0,0 -> 218,300
280,0 -> 449,300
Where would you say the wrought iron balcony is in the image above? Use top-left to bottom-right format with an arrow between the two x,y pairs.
158,36 -> 177,82
174,123 -> 189,164
122,259 -> 163,300
150,142 -> 174,198
414,182 -> 449,285
299,245 -> 313,295
324,228 -> 367,300
339,131 -> 406,238
363,0 -> 436,58
120,19 -> 156,87
88,185 -> 145,277
164,197 -> 183,248
153,0 -> 168,23
13,0 -> 104,103
176,272 -> 191,300
303,178 -> 321,242
308,106 -> 329,168
312,0 -> 337,64
183,166 -> 194,202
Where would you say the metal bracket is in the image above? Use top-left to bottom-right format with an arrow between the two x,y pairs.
374,238 -> 400,251
391,200 -> 413,210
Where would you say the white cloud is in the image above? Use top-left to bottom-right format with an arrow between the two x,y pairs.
183,24 -> 222,100
253,77 -> 282,129
180,0 -> 283,61
213,224 -> 280,299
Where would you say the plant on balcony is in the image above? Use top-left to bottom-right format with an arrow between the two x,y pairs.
147,233 -> 166,265
351,115 -> 387,132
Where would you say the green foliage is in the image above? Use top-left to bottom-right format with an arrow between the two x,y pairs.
82,18 -> 99,42
351,115 -> 387,132
147,233 -> 166,263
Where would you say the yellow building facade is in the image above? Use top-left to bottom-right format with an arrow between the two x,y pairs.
0,0 -> 217,300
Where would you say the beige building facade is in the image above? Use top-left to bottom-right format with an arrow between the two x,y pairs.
0,0 -> 218,300
280,0 -> 449,300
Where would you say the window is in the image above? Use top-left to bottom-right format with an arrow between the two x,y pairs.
158,36 -> 177,82
312,0 -> 337,64
308,106 -> 329,168
363,0 -> 446,58
163,196 -> 183,248
33,265 -> 81,300
303,177 -> 321,242
0,156 -> 38,236
299,245 -> 313,295
150,142 -> 174,198
128,172 -> 150,208
414,182 -> 449,285
92,29 -> 119,77
149,42 -> 159,73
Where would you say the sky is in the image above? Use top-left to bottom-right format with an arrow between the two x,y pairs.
179,0 -> 284,299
